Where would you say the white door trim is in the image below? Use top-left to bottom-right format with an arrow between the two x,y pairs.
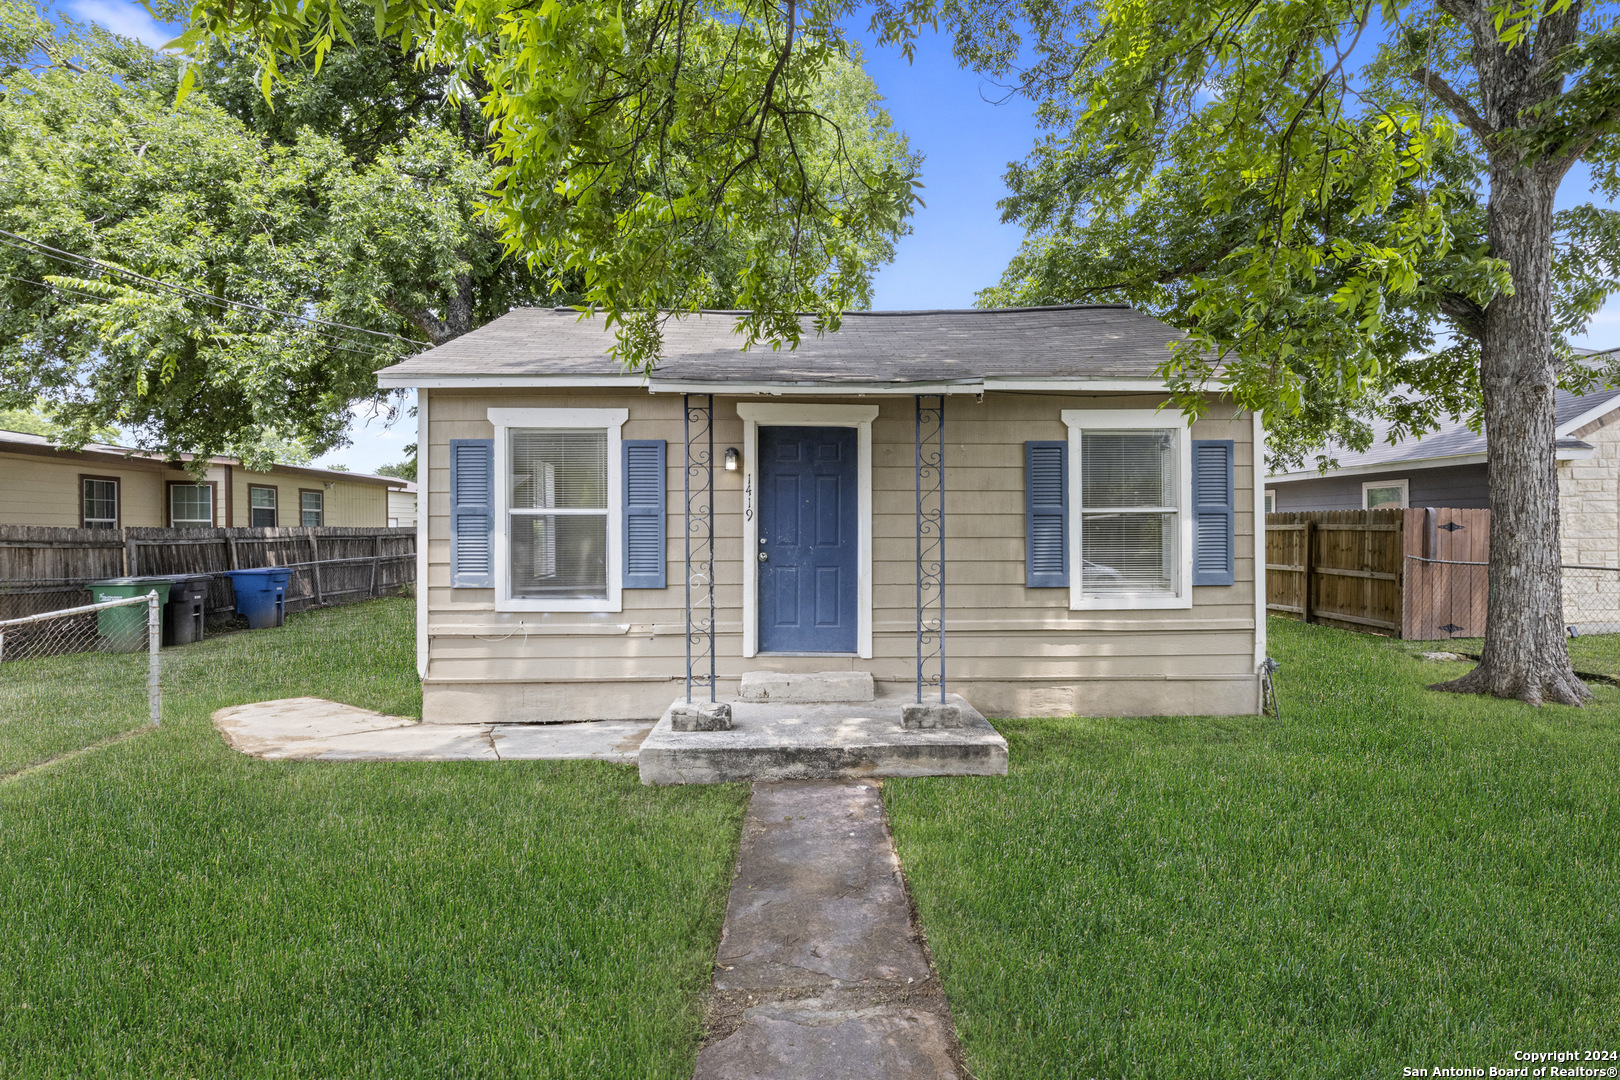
737,403 -> 877,659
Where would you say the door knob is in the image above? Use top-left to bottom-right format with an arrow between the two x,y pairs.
758,551 -> 769,562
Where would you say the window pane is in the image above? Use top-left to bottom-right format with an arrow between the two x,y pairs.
511,430 -> 607,510
1365,485 -> 1404,508
250,487 -> 277,509
1081,431 -> 1175,508
171,484 -> 211,526
511,514 -> 607,598
1081,512 -> 1174,594
83,479 -> 117,527
300,491 -> 323,527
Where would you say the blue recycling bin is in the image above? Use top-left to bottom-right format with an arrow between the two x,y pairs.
223,568 -> 292,629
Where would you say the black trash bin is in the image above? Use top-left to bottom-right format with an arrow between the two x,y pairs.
162,573 -> 214,646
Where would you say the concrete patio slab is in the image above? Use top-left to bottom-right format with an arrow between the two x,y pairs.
213,697 -> 414,756
213,699 -> 654,763
692,781 -> 965,1080
492,721 -> 654,761
638,691 -> 1007,785
267,724 -> 498,761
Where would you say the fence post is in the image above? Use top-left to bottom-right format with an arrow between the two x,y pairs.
370,534 -> 381,597
147,591 -> 161,726
125,535 -> 140,577
1301,520 -> 1315,624
308,531 -> 324,606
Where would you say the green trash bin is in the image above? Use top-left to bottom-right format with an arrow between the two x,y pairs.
88,578 -> 173,651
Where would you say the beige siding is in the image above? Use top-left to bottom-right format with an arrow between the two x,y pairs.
388,489 -> 417,528
226,468 -> 389,527
0,451 -> 210,528
1559,413 -> 1620,569
421,389 -> 1260,721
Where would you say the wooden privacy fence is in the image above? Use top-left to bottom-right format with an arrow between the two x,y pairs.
1265,508 -> 1492,639
0,525 -> 415,622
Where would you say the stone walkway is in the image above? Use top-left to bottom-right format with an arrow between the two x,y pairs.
693,781 -> 967,1080
213,698 -> 653,761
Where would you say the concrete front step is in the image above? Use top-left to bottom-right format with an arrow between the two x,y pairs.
638,693 -> 1007,784
738,670 -> 874,703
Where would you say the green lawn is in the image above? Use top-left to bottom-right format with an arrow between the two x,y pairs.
0,598 -> 748,1078
887,618 -> 1620,1079
1431,631 -> 1620,680
0,647 -> 154,774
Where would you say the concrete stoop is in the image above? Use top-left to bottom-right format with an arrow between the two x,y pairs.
739,670 -> 875,703
638,692 -> 1007,785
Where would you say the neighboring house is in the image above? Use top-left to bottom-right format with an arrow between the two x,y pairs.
388,482 -> 418,528
0,430 -> 409,529
377,304 -> 1269,723
1266,386 -> 1620,567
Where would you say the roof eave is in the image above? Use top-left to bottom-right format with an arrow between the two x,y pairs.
378,373 -> 1208,394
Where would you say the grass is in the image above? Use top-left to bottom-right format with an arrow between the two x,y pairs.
0,647 -> 154,774
0,598 -> 748,1078
886,618 -> 1620,1079
1432,631 -> 1620,680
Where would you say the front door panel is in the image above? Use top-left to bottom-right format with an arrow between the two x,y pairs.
759,426 -> 858,652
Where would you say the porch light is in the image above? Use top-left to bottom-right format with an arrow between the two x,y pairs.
724,447 -> 740,472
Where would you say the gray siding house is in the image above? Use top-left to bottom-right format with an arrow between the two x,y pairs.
377,305 -> 1270,723
1267,386 -> 1620,567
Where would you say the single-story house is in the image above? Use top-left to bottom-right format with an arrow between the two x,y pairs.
1266,385 -> 1620,567
388,482 -> 418,528
377,305 -> 1268,723
0,429 -> 409,529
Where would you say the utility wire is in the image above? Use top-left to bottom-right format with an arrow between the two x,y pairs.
0,229 -> 419,350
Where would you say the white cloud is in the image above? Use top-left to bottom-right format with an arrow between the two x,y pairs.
66,0 -> 176,47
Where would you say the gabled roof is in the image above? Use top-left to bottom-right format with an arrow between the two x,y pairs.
375,305 -> 1197,391
1269,385 -> 1620,481
0,429 -> 408,488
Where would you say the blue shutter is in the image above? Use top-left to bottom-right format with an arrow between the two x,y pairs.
622,439 -> 666,589
1025,441 -> 1069,588
1192,439 -> 1235,587
449,439 -> 494,589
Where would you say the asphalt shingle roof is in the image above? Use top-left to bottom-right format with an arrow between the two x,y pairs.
375,305 -> 1191,384
1287,386 -> 1620,472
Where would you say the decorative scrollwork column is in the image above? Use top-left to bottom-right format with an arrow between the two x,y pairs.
684,394 -> 715,703
916,395 -> 945,703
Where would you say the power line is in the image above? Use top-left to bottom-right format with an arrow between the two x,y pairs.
0,229 -> 420,351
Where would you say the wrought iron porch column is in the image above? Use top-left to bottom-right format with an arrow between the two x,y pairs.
684,394 -> 716,703
915,395 -> 945,703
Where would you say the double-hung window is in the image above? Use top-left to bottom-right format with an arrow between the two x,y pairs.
169,482 -> 214,528
1062,410 -> 1195,610
81,477 -> 118,529
300,490 -> 324,526
488,408 -> 628,612
249,485 -> 278,527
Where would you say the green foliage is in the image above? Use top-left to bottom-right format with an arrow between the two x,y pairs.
375,458 -> 415,481
171,0 -> 924,364
887,618 -> 1620,1075
962,0 -> 1620,467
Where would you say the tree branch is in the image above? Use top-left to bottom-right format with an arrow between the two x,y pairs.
1438,291 -> 1487,342
1409,66 -> 1496,144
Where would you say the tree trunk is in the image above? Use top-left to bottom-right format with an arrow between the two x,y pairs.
1433,162 -> 1590,705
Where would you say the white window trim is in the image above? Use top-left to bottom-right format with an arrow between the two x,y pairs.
737,402 -> 877,659
1061,408 -> 1194,611
1362,477 -> 1409,509
488,407 -> 629,613
1263,488 -> 1276,514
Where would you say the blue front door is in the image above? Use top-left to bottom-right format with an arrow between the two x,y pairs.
759,426 -> 859,653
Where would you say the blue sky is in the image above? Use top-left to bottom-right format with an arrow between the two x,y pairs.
46,1 -> 1620,472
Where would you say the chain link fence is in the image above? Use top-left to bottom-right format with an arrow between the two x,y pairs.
0,593 -> 161,774
1404,557 -> 1620,677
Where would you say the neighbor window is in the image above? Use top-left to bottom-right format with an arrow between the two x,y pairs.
1061,409 -> 1194,611
1362,479 -> 1408,509
81,477 -> 118,529
169,483 -> 213,528
508,429 -> 609,600
1264,489 -> 1276,514
300,489 -> 324,527
249,485 -> 278,527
